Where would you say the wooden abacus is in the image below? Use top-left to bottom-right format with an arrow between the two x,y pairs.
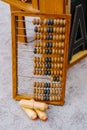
11,11 -> 71,105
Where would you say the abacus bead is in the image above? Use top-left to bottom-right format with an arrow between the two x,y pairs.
62,35 -> 65,40
54,19 -> 57,25
52,96 -> 55,101
45,64 -> 49,68
43,35 -> 46,40
59,27 -> 63,33
44,95 -> 47,101
47,27 -> 50,33
61,49 -> 64,55
55,83 -> 58,87
33,48 -> 37,54
56,28 -> 60,33
50,90 -> 53,94
63,27 -> 66,33
57,19 -> 60,25
53,35 -> 56,40
49,49 -> 52,54
49,27 -> 53,33
59,35 -> 62,40
59,19 -> 63,25
35,19 -> 38,25
32,19 -> 36,25
63,19 -> 66,25
34,57 -> 36,62
53,27 -> 56,32
47,19 -> 50,25
46,42 -> 49,47
55,96 -> 58,101
49,57 -> 52,62
60,70 -> 63,75
44,27 -> 47,33
43,19 -> 47,24
44,90 -> 47,94
38,95 -> 41,100
56,90 -> 59,94
36,42 -> 40,46
39,82 -> 42,87
44,82 -> 48,88
58,42 -> 61,48
49,42 -> 52,47
39,19 -> 42,25
61,42 -> 64,48
50,96 -> 52,101
34,34 -> 37,39
38,27 -> 41,33
49,34 -> 53,40
47,95 -> 50,101
50,83 -> 53,87
59,83 -> 62,88
54,70 -> 57,75
37,49 -> 40,54
60,57 -> 64,62
45,57 -> 49,62
34,26 -> 38,33
52,42 -> 55,47
45,49 -> 49,54
46,34 -> 50,40
48,70 -> 51,75
48,83 -> 50,88
34,63 -> 37,68
39,70 -> 42,75
37,34 -> 40,40
53,76 -> 57,81
56,35 -> 59,40
43,42 -> 46,47
54,64 -> 56,68
44,70 -> 48,75
41,28 -> 44,33
34,42 -> 37,47
52,49 -> 55,54
49,64 -> 51,68
50,19 -> 54,25
55,42 -> 58,47
60,63 -> 63,68
41,96 -> 44,101
56,77 -> 60,82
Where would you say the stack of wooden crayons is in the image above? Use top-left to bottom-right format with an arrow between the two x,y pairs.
19,99 -> 50,121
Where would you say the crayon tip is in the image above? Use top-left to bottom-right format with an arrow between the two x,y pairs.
43,118 -> 48,121
47,106 -> 50,109
34,117 -> 38,120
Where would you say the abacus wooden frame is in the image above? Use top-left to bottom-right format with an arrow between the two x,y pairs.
12,11 -> 71,105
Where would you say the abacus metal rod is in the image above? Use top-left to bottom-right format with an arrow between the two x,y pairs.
16,27 -> 34,30
16,34 -> 35,37
18,75 -> 50,80
16,20 -> 32,22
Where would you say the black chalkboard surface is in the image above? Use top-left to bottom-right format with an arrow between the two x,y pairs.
71,0 -> 87,32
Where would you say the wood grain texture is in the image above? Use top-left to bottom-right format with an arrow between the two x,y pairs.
11,12 -> 71,105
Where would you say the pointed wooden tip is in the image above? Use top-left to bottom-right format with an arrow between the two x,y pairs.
43,118 -> 48,121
